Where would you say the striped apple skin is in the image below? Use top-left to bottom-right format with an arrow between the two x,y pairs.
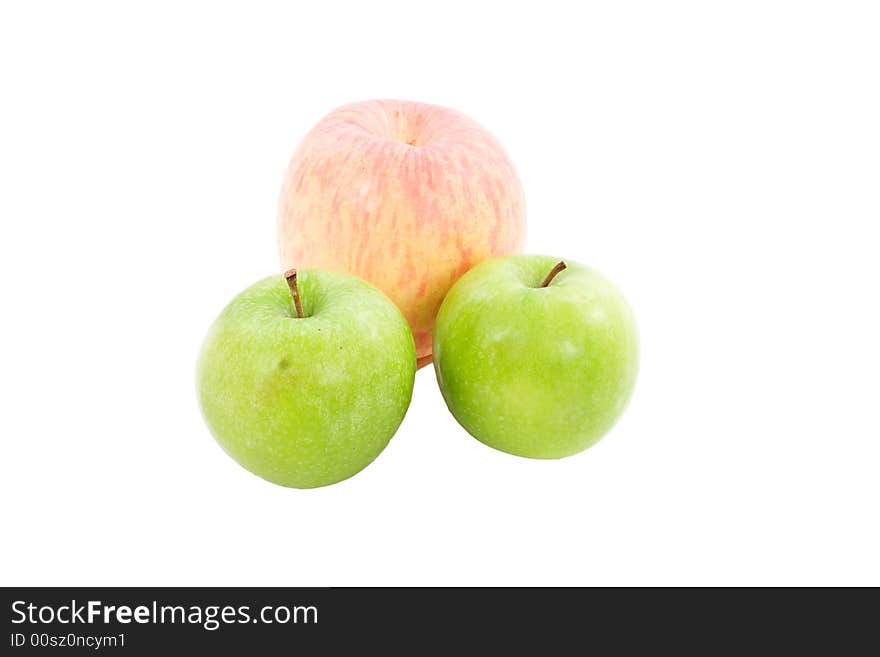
278,99 -> 526,364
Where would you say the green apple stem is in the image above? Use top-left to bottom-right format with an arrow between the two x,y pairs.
284,268 -> 305,318
540,261 -> 567,287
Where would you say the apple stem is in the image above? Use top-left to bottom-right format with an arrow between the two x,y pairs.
284,268 -> 305,318
540,261 -> 567,288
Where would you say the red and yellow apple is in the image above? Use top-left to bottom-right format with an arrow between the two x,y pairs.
278,99 -> 526,366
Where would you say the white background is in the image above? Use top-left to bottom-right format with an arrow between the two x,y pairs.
2,1 -> 878,586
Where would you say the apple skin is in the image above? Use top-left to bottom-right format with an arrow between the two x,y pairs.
197,270 -> 416,488
278,99 -> 526,366
432,255 -> 638,459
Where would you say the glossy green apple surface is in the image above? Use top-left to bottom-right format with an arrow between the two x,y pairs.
433,255 -> 638,459
197,270 -> 416,488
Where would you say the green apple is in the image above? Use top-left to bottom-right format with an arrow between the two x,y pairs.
197,269 -> 416,488
433,255 -> 638,459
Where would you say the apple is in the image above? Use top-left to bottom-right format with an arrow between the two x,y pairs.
432,255 -> 638,459
278,99 -> 526,368
197,269 -> 416,488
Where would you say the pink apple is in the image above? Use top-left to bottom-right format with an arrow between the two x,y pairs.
278,99 -> 526,366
